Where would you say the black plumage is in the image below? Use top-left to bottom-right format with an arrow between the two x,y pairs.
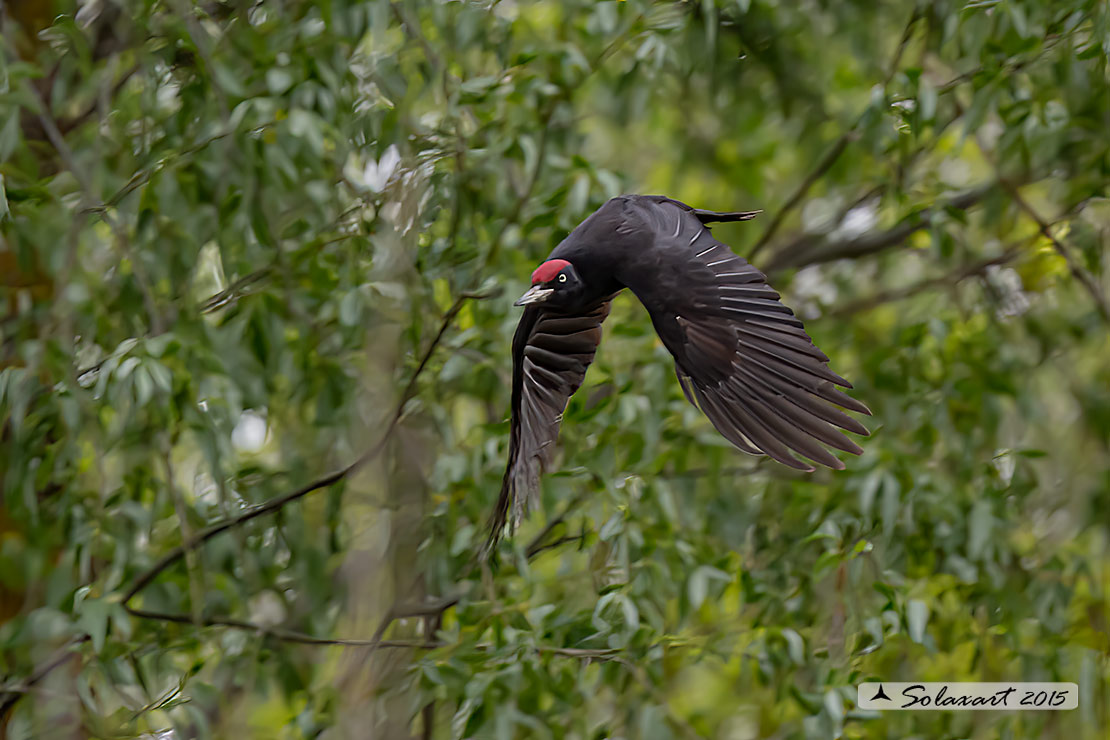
486,195 -> 870,553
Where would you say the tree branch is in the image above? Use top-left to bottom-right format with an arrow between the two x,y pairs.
125,605 -> 651,662
750,17 -> 1066,267
125,606 -> 436,648
121,288 -> 497,606
0,637 -> 89,723
747,8 -> 920,260
763,182 -> 996,277
748,132 -> 858,261
390,2 -> 444,71
823,242 -> 1025,318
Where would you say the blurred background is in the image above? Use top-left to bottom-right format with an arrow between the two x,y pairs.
1,0 -> 1108,738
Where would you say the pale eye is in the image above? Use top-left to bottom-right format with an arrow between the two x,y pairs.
558,274 -> 567,283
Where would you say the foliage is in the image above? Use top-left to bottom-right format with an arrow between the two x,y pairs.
1,0 -> 1109,738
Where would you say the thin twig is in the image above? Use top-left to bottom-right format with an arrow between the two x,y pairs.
936,32 -> 1065,95
25,81 -> 166,333
748,132 -> 858,261
366,594 -> 464,651
125,605 -> 660,662
126,606 -> 437,648
87,122 -> 276,215
824,242 -> 1026,318
389,596 -> 464,620
526,534 -> 585,558
483,116 -> 551,269
524,488 -> 592,558
971,126 -> 1110,322
0,636 -> 89,722
199,268 -> 273,313
390,2 -> 443,70
58,64 -> 140,136
1002,182 -> 1110,323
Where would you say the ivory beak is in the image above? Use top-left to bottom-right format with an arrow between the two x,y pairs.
514,285 -> 554,306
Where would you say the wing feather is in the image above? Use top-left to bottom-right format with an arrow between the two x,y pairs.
485,300 -> 612,554
623,197 -> 870,471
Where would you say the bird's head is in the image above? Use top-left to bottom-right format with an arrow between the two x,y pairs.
514,259 -> 586,310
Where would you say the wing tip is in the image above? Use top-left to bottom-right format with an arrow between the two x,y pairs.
775,452 -> 817,473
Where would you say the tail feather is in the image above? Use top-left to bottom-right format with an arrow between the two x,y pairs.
694,208 -> 762,224
641,196 -> 761,225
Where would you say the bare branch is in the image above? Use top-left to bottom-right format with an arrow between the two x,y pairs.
58,64 -> 140,136
751,18 -> 1068,267
389,596 -> 464,620
936,32 -> 1065,95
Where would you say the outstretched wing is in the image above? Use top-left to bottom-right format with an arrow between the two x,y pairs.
626,197 -> 870,471
486,299 -> 613,554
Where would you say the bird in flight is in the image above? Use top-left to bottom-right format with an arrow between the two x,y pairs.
486,195 -> 870,552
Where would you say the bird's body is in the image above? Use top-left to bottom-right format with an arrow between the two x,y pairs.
487,195 -> 870,553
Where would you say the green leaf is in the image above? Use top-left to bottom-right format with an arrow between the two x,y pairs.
968,499 -> 993,560
133,365 -> 154,406
782,628 -> 805,665
907,599 -> 929,644
0,112 -> 20,161
266,68 -> 294,95
78,598 -> 111,653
